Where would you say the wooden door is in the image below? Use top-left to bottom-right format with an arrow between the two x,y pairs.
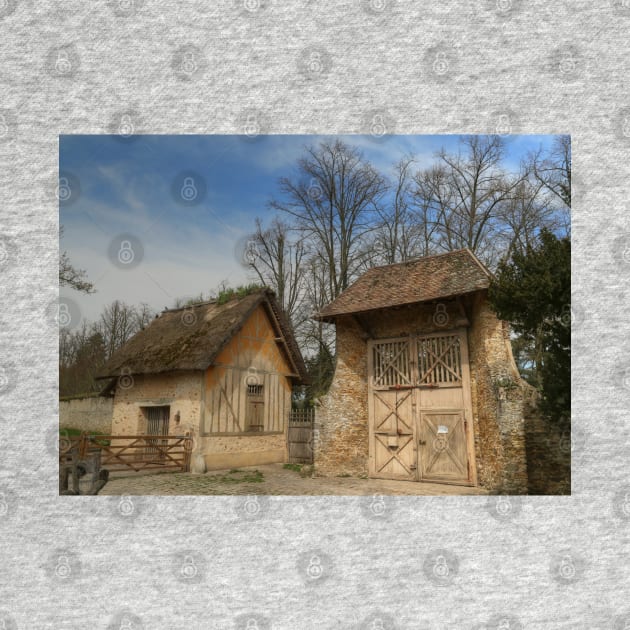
145,405 -> 170,462
368,338 -> 417,480
415,330 -> 474,485
367,330 -> 475,485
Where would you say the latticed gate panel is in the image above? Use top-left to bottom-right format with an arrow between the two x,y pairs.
417,334 -> 462,385
371,339 -> 412,388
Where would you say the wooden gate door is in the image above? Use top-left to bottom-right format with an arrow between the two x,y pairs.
368,330 -> 476,485
415,330 -> 474,485
145,406 -> 170,461
368,338 -> 417,480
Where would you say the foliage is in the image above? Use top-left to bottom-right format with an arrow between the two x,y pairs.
488,229 -> 571,424
216,283 -> 263,305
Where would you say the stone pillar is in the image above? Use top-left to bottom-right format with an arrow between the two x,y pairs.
314,316 -> 370,476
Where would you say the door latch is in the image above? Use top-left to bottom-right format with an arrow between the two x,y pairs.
418,440 -> 426,446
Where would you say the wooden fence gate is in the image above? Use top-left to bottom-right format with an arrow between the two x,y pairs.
367,329 -> 476,486
287,408 -> 315,464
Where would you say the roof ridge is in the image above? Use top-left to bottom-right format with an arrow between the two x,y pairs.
365,248 -> 471,273
162,288 -> 271,313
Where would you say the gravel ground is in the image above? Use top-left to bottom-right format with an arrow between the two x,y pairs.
98,463 -> 488,496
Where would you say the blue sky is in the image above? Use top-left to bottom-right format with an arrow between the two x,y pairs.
59,134 -> 557,322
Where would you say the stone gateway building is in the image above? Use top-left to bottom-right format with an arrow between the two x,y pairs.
97,289 -> 307,471
314,249 -> 529,494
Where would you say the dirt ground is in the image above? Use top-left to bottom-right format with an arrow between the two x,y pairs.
98,463 -> 487,496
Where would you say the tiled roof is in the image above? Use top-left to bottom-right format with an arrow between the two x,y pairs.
97,288 -> 307,383
316,249 -> 491,320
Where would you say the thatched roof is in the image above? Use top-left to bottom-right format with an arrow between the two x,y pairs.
96,288 -> 307,383
316,249 -> 491,321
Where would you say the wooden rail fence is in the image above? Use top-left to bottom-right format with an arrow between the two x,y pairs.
60,432 -> 193,474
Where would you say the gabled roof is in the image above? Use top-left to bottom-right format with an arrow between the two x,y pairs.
96,288 -> 307,383
316,249 -> 492,321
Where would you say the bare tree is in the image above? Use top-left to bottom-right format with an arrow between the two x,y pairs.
413,136 -> 523,264
270,139 -> 388,302
528,135 -> 571,236
370,155 -> 430,265
247,217 -> 307,322
59,226 -> 94,293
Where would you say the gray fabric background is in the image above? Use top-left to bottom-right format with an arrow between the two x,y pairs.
0,0 -> 628,628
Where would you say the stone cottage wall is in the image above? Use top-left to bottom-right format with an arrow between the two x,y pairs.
111,371 -> 203,437
315,316 -> 370,476
467,293 -> 528,493
59,394 -> 113,434
316,295 -> 529,493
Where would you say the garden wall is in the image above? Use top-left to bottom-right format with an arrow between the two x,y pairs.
59,394 -> 113,434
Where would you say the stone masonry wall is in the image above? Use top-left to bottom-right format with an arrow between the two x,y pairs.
466,293 -> 529,493
59,395 -> 113,434
316,294 -> 529,493
111,371 -> 203,437
315,316 -> 370,476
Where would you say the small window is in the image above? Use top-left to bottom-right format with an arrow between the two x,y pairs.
247,384 -> 264,397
